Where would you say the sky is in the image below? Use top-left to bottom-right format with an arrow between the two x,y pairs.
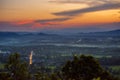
0,0 -> 120,32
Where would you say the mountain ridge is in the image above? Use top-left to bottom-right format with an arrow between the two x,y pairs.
0,29 -> 120,37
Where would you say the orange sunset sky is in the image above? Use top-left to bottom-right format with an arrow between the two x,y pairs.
0,0 -> 120,32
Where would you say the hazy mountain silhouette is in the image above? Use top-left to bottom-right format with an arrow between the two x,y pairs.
0,32 -> 59,38
106,29 -> 120,34
0,32 -> 20,37
78,29 -> 120,37
0,29 -> 120,38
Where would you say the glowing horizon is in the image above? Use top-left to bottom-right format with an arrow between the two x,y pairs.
0,0 -> 120,32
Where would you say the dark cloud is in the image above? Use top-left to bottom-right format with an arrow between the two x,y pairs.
53,3 -> 120,16
35,17 -> 71,23
49,0 -> 107,5
0,21 -> 34,32
37,22 -> 120,34
49,0 -> 120,6
0,21 -> 11,30
0,17 -> 71,31
0,21 -> 120,32
53,22 -> 120,34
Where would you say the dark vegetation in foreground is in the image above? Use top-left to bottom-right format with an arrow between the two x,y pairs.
0,53 -> 119,80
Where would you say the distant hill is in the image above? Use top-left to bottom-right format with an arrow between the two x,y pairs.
78,29 -> 120,37
0,29 -> 120,38
37,32 -> 59,37
0,32 -> 20,37
105,29 -> 120,34
89,29 -> 120,34
0,32 -> 59,38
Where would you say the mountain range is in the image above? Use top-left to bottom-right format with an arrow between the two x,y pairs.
0,29 -> 120,38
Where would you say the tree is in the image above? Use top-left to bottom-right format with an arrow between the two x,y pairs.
0,72 -> 13,80
49,73 -> 61,80
62,55 -> 116,80
5,53 -> 30,80
34,72 -> 51,80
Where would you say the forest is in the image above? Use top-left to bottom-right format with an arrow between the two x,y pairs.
0,53 -> 119,80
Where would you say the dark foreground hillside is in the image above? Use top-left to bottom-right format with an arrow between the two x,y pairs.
0,53 -> 119,80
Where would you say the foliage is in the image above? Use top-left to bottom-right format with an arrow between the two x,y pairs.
4,53 -> 30,80
0,53 -> 119,80
34,72 -> 62,80
0,72 -> 13,80
62,55 -> 117,80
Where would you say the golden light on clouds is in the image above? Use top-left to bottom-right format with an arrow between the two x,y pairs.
63,10 -> 120,25
0,0 -> 120,31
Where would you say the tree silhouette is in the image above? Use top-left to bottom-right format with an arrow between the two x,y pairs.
5,53 -> 30,80
62,55 -> 116,80
0,72 -> 12,80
